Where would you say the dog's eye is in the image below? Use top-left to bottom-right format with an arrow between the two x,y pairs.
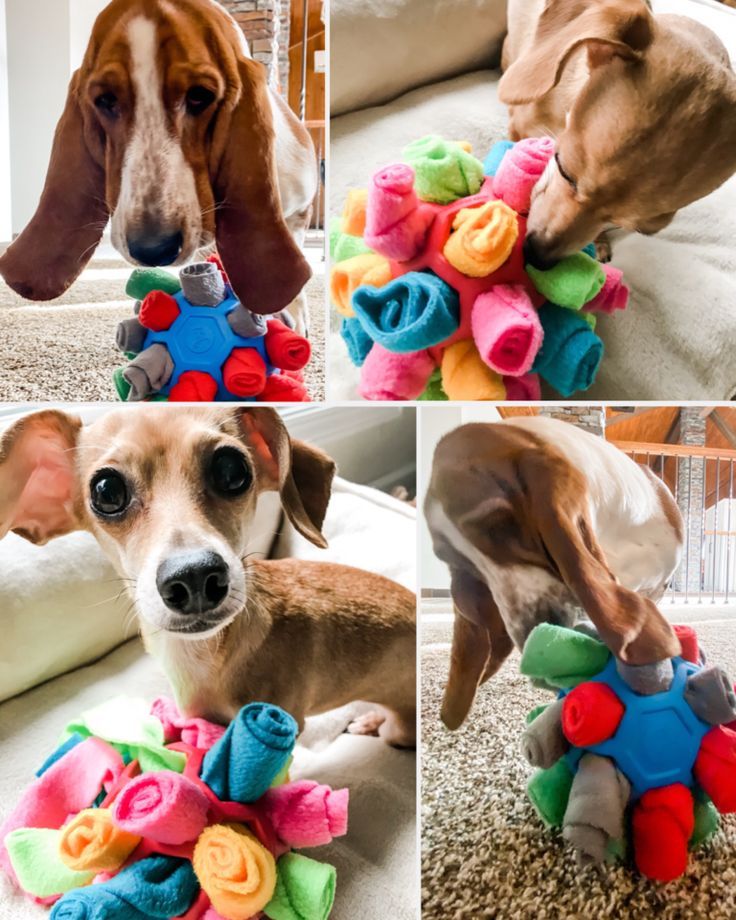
209,447 -> 253,497
90,469 -> 130,517
186,86 -> 216,116
555,152 -> 577,189
94,92 -> 119,117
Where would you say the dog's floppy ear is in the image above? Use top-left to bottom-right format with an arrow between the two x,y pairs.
213,59 -> 312,315
442,568 -> 513,730
238,408 -> 335,548
519,450 -> 680,665
0,72 -> 108,301
499,0 -> 654,106
0,410 -> 85,545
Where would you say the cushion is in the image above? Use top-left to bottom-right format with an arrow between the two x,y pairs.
330,0 -> 507,116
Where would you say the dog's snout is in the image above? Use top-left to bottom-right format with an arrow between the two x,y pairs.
523,233 -> 560,272
128,230 -> 184,267
156,551 -> 230,615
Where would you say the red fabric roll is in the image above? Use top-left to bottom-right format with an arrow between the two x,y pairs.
223,348 -> 267,397
632,784 -> 694,881
561,682 -> 625,747
673,624 -> 699,664
694,725 -> 736,813
285,369 -> 304,383
259,374 -> 310,402
169,371 -> 218,402
265,320 -> 311,371
207,254 -> 230,286
139,290 -> 181,332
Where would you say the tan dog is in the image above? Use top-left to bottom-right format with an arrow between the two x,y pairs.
500,0 -> 736,266
0,0 -> 316,327
0,407 -> 416,747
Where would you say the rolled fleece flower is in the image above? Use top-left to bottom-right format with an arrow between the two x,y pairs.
352,271 -> 460,353
444,201 -> 519,278
364,163 -> 430,262
341,188 -> 368,237
223,348 -> 268,397
139,290 -> 181,331
533,303 -> 603,397
694,725 -> 736,813
526,251 -> 605,311
503,373 -> 541,401
112,771 -> 211,845
193,824 -> 277,920
402,135 -> 485,205
169,370 -> 218,402
150,697 -> 226,750
59,808 -> 140,873
259,374 -> 310,402
330,253 -> 393,317
492,136 -> 555,214
265,852 -> 336,920
584,263 -> 629,315
262,781 -> 349,849
632,784 -> 694,882
471,285 -> 542,376
561,682 -> 625,747
441,340 -> 506,401
340,317 -> 373,368
359,344 -> 435,401
265,321 -> 311,371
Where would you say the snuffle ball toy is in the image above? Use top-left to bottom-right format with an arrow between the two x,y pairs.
114,256 -> 311,402
0,696 -> 347,919
520,622 -> 736,881
330,135 -> 630,401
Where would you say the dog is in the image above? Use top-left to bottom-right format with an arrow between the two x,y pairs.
424,415 -> 683,730
500,0 -> 736,267
0,406 -> 416,747
0,0 -> 317,331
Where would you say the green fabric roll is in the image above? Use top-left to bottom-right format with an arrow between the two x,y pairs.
520,623 -> 610,688
113,367 -> 132,402
265,853 -> 337,920
334,233 -> 373,263
402,135 -> 484,205
126,268 -> 181,300
5,828 -> 94,898
525,703 -> 550,725
526,252 -> 605,311
690,789 -> 720,848
418,369 -> 448,401
527,758 -> 574,829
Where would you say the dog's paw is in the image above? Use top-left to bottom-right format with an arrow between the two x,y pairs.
347,711 -> 386,736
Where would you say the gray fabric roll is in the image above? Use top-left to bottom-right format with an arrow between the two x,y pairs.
228,304 -> 268,338
180,261 -> 225,307
276,309 -> 296,329
133,300 -> 142,316
116,317 -> 148,355
563,753 -> 630,867
685,665 -> 736,725
616,658 -> 674,695
123,343 -> 174,401
520,698 -> 568,768
572,620 -> 600,642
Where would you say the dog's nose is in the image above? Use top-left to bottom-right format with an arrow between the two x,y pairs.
523,233 -> 560,272
156,551 -> 230,615
128,231 -> 183,267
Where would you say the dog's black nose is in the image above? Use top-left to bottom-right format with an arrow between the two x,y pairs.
156,551 -> 230,615
128,231 -> 183,267
523,234 -> 559,272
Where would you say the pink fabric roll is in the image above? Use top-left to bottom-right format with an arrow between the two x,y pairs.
0,738 -> 124,883
492,137 -> 555,214
364,164 -> 432,261
112,770 -> 211,845
151,697 -> 226,751
359,344 -> 435,401
261,781 -> 349,848
503,373 -> 542,401
471,285 -> 543,376
584,263 -> 630,314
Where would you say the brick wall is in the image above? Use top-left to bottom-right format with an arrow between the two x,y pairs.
539,406 -> 605,438
219,0 -> 290,92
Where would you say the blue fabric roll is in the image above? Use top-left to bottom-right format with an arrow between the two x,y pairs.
341,317 -> 374,367
201,703 -> 298,804
352,272 -> 459,353
36,734 -> 84,778
483,140 -> 515,177
49,856 -> 198,920
582,242 -> 597,259
533,303 -> 603,396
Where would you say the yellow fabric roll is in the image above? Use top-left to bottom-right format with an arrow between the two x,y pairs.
58,809 -> 140,873
329,253 -> 393,317
341,188 -> 368,237
193,823 -> 277,920
441,340 -> 507,400
452,141 -> 473,153
443,200 -> 518,277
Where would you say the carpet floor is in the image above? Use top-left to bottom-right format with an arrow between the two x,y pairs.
421,614 -> 736,920
0,251 -> 325,402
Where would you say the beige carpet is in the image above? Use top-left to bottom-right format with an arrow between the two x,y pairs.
422,614 -> 736,920
0,252 -> 325,402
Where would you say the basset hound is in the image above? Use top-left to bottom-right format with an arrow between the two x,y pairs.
0,0 -> 317,329
424,415 -> 684,729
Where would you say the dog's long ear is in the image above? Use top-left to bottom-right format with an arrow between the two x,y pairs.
212,59 -> 312,315
519,450 -> 680,665
0,410 -> 85,544
442,567 -> 513,731
238,408 -> 335,548
0,72 -> 108,301
499,0 -> 654,106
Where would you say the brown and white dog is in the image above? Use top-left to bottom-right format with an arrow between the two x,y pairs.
500,0 -> 736,267
424,416 -> 683,729
0,406 -> 417,747
0,0 -> 317,329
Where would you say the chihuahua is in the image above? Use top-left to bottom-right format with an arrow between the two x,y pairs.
0,406 -> 416,747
